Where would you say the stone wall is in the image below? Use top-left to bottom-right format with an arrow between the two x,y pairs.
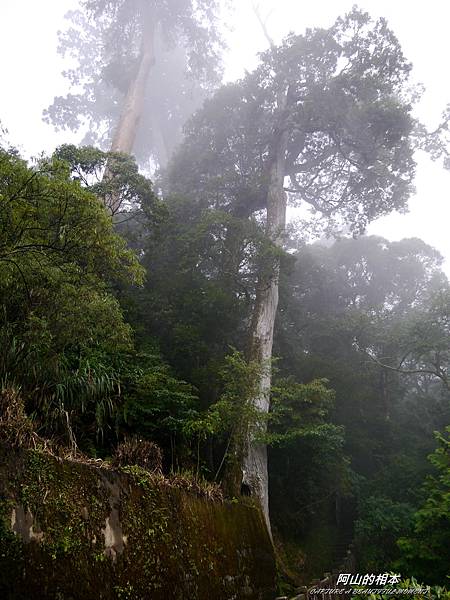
0,445 -> 276,599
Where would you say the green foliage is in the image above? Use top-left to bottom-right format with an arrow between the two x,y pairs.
0,145 -> 143,445
120,348 -> 199,455
182,349 -> 266,483
396,427 -> 450,584
184,349 -> 264,442
133,194 -> 262,401
169,7 -> 417,233
3,6 -> 450,587
0,149 -> 143,285
269,374 -> 347,537
268,377 -> 338,446
53,144 -> 162,220
354,496 -> 414,572
270,234 -> 450,576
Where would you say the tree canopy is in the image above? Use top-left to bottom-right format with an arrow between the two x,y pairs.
45,0 -> 224,167
168,8 -> 416,233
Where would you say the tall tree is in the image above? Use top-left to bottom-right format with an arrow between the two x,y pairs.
168,8 -> 421,528
45,0 -> 223,169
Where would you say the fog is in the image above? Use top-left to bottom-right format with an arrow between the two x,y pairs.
1,0 -> 450,272
1,2 -> 450,589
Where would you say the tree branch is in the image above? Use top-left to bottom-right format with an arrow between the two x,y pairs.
251,1 -> 275,48
288,146 -> 337,173
359,345 -> 450,390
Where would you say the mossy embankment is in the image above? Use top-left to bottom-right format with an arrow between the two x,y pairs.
0,444 -> 275,599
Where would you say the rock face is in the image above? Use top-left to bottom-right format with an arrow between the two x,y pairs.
0,445 -> 276,600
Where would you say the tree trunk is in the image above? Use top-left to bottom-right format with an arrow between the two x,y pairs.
105,2 -> 156,213
110,6 -> 155,155
241,93 -> 290,533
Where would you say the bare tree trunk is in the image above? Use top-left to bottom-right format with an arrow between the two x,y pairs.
105,2 -> 155,213
111,6 -> 155,154
239,3 -> 293,534
241,93 -> 290,533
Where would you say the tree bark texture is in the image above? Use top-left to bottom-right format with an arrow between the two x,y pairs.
242,91 -> 290,533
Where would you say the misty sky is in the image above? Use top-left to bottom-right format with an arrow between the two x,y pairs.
1,0 -> 450,273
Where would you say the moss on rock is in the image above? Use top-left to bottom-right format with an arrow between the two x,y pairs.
0,445 -> 275,599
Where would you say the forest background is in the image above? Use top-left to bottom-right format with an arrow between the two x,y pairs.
0,0 -> 449,591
